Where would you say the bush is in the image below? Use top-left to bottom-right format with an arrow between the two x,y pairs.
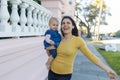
33,0 -> 41,4
95,47 -> 120,75
115,30 -> 120,37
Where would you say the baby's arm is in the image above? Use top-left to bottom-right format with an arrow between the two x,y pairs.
45,34 -> 54,45
45,34 -> 56,56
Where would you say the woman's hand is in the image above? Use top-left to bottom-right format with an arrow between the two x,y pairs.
106,69 -> 118,80
96,60 -> 118,80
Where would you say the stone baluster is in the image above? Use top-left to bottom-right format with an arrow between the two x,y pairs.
37,10 -> 42,32
39,11 -> 44,35
10,0 -> 21,32
48,15 -> 51,26
27,5 -> 34,32
33,8 -> 38,32
0,0 -> 10,31
40,11 -> 44,28
43,13 -> 47,34
44,13 -> 48,28
46,15 -> 51,29
46,14 -> 50,28
19,2 -> 28,32
40,12 -> 45,35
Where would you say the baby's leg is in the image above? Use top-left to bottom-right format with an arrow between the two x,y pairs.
49,49 -> 57,58
46,49 -> 57,69
46,55 -> 54,70
46,50 -> 51,56
45,46 -> 56,57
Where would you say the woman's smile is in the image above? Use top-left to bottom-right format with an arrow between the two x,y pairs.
63,27 -> 70,31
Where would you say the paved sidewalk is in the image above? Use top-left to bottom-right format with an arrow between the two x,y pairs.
71,37 -> 109,80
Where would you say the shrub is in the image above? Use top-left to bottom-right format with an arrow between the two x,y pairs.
115,30 -> 120,37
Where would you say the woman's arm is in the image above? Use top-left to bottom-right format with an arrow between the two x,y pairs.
78,38 -> 118,79
96,60 -> 118,80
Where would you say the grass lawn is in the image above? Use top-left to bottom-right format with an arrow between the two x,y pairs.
96,47 -> 120,75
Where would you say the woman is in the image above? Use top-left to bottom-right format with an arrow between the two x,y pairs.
48,16 -> 118,80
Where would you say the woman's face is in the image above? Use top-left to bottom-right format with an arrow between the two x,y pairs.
61,18 -> 73,35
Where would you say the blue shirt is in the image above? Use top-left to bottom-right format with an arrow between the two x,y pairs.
43,29 -> 61,49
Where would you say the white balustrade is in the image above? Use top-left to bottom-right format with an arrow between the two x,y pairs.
0,0 -> 52,37
38,10 -> 42,34
27,5 -> 34,32
10,0 -> 21,32
43,13 -> 49,34
33,8 -> 38,32
19,2 -> 28,32
45,14 -> 48,28
0,0 -> 10,32
40,11 -> 44,35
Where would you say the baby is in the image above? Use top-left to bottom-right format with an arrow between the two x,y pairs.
43,17 -> 61,69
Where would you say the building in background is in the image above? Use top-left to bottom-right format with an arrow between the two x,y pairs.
41,0 -> 76,21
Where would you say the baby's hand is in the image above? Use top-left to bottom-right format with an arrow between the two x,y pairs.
50,41 -> 54,45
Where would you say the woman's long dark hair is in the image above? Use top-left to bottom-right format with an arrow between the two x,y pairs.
61,16 -> 78,37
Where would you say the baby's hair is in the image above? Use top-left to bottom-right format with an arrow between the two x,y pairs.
49,17 -> 59,25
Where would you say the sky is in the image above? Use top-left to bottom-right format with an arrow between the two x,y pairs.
104,0 -> 120,32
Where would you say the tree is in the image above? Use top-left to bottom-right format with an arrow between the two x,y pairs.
75,0 -> 111,38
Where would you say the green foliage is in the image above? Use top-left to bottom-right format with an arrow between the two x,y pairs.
115,30 -> 120,37
33,0 -> 41,4
96,47 -> 120,75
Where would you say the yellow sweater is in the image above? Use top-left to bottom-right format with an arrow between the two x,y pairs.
51,36 -> 99,74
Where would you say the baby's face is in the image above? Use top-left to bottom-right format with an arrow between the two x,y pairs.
49,20 -> 59,30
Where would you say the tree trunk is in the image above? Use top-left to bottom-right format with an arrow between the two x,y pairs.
97,0 -> 103,40
86,26 -> 91,38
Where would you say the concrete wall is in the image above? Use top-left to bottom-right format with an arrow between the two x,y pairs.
0,37 -> 48,80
